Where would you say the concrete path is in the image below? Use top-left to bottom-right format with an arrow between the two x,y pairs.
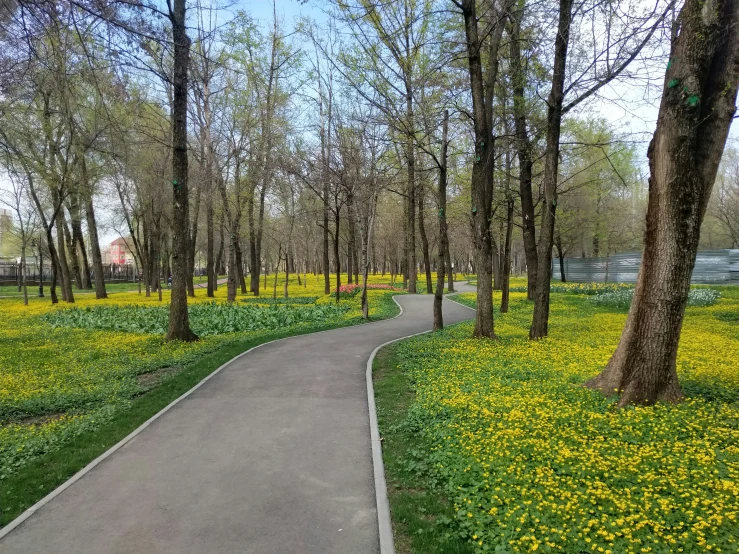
1,285 -> 475,554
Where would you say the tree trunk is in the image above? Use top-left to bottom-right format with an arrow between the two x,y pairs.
206,187 -> 215,297
459,0 -> 498,339
510,5 -> 538,301
69,194 -> 91,289
347,192 -> 355,284
434,110 -> 450,330
586,0 -> 739,406
235,242 -> 247,293
167,0 -> 197,342
20,246 -> 28,306
417,174 -> 433,294
323,187 -> 331,294
501,138 -> 515,314
334,209 -> 341,303
555,232 -> 566,283
214,213 -> 224,291
85,196 -> 107,299
62,213 -> 83,291
529,0 -> 573,340
56,208 -> 74,303
405,83 -> 417,294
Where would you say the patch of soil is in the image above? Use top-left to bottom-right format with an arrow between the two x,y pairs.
136,366 -> 183,388
18,412 -> 66,426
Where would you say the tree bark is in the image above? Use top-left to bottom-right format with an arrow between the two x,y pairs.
417,173 -> 433,294
501,142 -> 514,313
68,193 -> 91,289
509,4 -> 538,300
529,0 -> 573,339
459,0 -> 498,338
434,110 -> 450,330
84,188 -> 106,299
61,212 -> 82,291
55,202 -> 74,303
586,0 -> 739,406
405,87 -> 417,294
334,208 -> 341,303
166,0 -> 197,342
555,232 -> 566,283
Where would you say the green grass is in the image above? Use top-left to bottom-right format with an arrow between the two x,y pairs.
375,287 -> 739,554
373,344 -> 475,554
0,291 -> 400,527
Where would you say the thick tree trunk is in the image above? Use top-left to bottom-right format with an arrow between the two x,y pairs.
586,0 -> 739,406
529,0 -> 573,339
167,0 -> 197,342
510,5 -> 538,301
460,0 -> 498,338
434,110 -> 450,330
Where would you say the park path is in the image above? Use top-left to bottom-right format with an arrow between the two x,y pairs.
1,284 -> 475,554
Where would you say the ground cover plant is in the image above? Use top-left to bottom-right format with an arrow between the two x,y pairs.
0,272 -> 403,525
375,285 -> 739,554
589,287 -> 721,310
42,302 -> 350,336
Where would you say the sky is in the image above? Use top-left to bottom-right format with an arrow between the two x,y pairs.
1,0 -> 738,250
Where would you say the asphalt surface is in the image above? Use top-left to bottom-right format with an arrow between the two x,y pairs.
1,284 -> 475,554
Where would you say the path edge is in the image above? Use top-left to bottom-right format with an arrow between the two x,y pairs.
0,294 -> 409,542
366,291 -> 476,554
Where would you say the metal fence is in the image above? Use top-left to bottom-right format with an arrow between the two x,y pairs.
553,249 -> 739,285
0,261 -> 139,286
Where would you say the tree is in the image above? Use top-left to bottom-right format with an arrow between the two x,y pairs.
167,0 -> 197,341
454,0 -> 509,338
586,0 -> 739,406
433,109 -> 449,330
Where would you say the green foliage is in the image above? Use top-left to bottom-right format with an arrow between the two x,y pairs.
241,296 -> 319,305
589,288 -> 721,309
376,288 -> 739,553
42,302 -> 349,336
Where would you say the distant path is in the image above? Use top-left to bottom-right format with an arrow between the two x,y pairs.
0,284 -> 475,554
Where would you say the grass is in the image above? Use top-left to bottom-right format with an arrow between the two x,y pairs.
374,284 -> 739,554
374,344 -> 475,554
0,272 -> 401,527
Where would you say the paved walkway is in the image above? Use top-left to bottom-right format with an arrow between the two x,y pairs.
0,285 -> 475,554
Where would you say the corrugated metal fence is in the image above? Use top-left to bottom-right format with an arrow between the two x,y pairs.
554,249 -> 739,285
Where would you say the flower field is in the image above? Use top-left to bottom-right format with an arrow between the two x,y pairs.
0,272 -> 403,520
375,284 -> 739,554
